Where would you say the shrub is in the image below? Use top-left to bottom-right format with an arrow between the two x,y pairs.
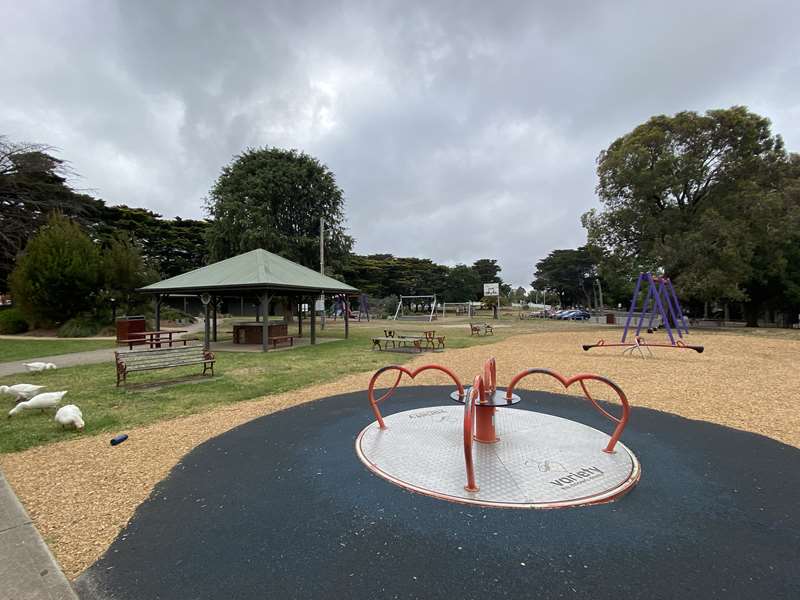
159,306 -> 197,323
10,214 -> 101,325
58,315 -> 105,338
0,308 -> 29,334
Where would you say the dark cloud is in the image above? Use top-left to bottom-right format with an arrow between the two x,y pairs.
2,1 -> 798,286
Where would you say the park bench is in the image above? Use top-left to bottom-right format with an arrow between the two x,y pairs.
269,335 -> 294,350
470,323 -> 494,336
115,345 -> 216,386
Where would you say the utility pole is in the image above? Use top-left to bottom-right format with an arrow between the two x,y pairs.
320,217 -> 325,330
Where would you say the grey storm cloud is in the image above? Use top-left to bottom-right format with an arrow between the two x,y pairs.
2,0 -> 799,286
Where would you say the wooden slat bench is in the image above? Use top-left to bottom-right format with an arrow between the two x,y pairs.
470,323 -> 494,336
270,335 -> 294,350
115,345 -> 216,386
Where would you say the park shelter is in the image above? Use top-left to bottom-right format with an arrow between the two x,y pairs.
138,249 -> 358,351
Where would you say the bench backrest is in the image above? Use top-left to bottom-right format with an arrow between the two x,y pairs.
116,345 -> 211,368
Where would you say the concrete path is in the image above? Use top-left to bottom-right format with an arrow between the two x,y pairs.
0,349 -> 116,378
0,470 -> 78,600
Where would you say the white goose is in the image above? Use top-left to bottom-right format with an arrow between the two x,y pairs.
24,362 -> 57,372
0,384 -> 46,401
8,391 -> 67,417
54,404 -> 84,430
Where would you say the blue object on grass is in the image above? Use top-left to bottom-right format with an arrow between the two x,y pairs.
111,434 -> 129,446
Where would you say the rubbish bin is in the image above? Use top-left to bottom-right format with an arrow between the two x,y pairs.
116,315 -> 146,345
606,313 -> 616,325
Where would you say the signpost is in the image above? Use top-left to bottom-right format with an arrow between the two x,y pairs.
483,283 -> 500,320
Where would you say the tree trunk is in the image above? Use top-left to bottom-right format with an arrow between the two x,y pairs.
743,301 -> 760,327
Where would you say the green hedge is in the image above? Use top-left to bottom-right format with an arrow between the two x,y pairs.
0,308 -> 29,334
58,315 -> 106,338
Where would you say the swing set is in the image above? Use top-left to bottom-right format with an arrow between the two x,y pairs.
392,295 -> 438,322
583,273 -> 704,356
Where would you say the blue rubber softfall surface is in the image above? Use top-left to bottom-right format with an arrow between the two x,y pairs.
75,387 -> 800,600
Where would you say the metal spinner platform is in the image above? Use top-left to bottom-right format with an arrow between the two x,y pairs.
358,359 -> 641,509
357,406 -> 639,508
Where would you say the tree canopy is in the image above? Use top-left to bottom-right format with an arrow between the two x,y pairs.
0,137 -> 93,290
205,147 -> 353,274
0,135 -> 210,290
10,214 -> 102,325
341,254 -> 509,303
531,247 -> 596,307
582,106 -> 800,324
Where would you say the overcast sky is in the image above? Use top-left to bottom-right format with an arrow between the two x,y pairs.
2,1 -> 799,287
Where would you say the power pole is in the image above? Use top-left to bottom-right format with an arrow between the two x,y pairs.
320,217 -> 325,330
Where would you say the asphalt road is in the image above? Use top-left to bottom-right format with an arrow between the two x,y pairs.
75,386 -> 800,600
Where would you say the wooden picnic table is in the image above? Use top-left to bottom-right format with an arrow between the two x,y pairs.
118,330 -> 188,349
375,330 -> 446,352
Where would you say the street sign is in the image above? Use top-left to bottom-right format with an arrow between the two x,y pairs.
483,283 -> 499,296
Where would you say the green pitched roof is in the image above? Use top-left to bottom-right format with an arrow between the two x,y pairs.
140,249 -> 357,294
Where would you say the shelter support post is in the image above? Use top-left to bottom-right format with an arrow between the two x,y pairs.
261,294 -> 271,352
154,295 -> 162,331
310,298 -> 317,345
212,296 -> 218,342
203,298 -> 210,350
298,297 -> 303,338
344,297 -> 349,339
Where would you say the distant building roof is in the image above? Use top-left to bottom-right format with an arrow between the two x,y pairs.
139,249 -> 357,295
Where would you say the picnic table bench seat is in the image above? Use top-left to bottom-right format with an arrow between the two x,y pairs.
372,333 -> 446,352
117,337 -> 196,350
269,335 -> 294,349
372,336 -> 423,352
115,345 -> 215,386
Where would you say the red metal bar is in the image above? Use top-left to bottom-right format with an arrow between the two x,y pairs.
505,368 -> 631,453
483,357 -> 496,400
367,363 -> 465,429
463,375 -> 481,492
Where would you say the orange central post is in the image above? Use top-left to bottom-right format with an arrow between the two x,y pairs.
474,405 -> 498,443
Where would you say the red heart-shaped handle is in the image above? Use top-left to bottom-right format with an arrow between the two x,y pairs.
505,368 -> 630,454
368,364 -> 464,429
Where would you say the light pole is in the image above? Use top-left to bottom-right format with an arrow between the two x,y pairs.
320,217 -> 325,331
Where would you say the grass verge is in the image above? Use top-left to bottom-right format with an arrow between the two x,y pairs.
0,338 -> 114,363
0,318 -> 533,453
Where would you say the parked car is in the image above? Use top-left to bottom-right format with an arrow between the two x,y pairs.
556,309 -> 591,320
568,310 -> 591,320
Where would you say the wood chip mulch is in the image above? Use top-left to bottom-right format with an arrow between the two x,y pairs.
0,330 -> 796,579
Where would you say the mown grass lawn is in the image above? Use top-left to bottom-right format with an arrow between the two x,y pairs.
0,338 -> 115,363
0,317 -> 536,454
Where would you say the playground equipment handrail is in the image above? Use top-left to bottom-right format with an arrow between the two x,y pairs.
504,368 -> 630,453
367,364 -> 464,429
463,375 -> 483,492
483,357 -> 496,399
